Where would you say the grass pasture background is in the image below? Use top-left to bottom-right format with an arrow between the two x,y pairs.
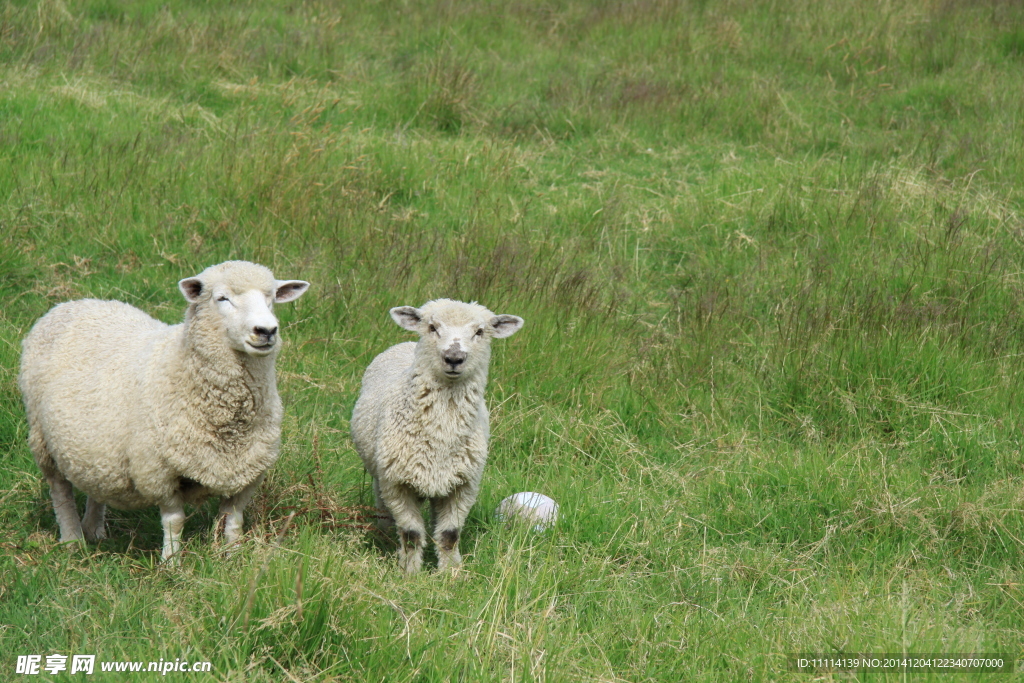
3,0 -> 1024,680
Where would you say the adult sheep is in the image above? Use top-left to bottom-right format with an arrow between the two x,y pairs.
351,299 -> 523,573
19,260 -> 309,562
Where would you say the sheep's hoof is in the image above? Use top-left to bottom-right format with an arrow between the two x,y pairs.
161,548 -> 185,567
212,514 -> 228,544
83,526 -> 107,542
57,537 -> 86,552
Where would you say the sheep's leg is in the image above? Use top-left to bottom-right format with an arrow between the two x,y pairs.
381,483 -> 426,574
160,498 -> 186,564
431,482 -> 479,572
81,497 -> 107,542
30,423 -> 83,545
216,476 -> 263,551
46,472 -> 84,544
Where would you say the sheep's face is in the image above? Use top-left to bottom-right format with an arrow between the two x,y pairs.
390,300 -> 523,381
179,262 -> 309,357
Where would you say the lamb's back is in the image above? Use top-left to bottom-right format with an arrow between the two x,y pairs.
351,342 -> 416,461
361,342 -> 416,399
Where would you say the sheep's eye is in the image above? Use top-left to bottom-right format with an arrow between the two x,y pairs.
217,296 -> 230,303
475,328 -> 484,337
428,324 -> 437,335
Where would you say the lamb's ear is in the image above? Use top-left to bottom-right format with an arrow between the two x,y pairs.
490,315 -> 524,338
275,280 -> 310,303
390,306 -> 423,332
179,277 -> 204,303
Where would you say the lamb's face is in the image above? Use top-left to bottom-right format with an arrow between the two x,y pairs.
390,300 -> 523,381
179,262 -> 309,357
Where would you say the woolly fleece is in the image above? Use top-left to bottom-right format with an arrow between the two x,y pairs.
19,260 -> 308,559
351,298 -> 523,573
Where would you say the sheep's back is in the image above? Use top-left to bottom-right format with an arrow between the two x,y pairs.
20,299 -> 173,505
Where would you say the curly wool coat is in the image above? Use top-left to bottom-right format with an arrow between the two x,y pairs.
351,299 -> 523,573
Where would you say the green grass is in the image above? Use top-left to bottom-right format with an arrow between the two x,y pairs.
3,0 -> 1024,680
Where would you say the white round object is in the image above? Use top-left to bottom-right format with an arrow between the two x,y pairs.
496,492 -> 559,532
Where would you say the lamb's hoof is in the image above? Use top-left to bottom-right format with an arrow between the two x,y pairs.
437,563 -> 464,579
397,555 -> 423,574
219,539 -> 243,558
83,526 -> 107,542
437,545 -> 463,575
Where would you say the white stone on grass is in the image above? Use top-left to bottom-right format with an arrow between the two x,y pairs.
496,492 -> 559,532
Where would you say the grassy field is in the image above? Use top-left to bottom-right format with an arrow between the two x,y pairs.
3,0 -> 1024,680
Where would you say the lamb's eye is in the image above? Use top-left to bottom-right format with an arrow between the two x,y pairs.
428,324 -> 437,335
475,328 -> 483,337
217,296 -> 230,303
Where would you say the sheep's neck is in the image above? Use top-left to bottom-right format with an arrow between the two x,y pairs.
181,313 -> 273,445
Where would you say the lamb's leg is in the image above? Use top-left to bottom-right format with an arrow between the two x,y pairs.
81,497 -> 107,542
46,472 -> 84,544
431,481 -> 480,572
381,483 -> 426,574
215,477 -> 263,551
372,477 -> 394,531
160,498 -> 186,564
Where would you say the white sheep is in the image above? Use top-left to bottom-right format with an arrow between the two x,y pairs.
19,260 -> 309,562
351,299 -> 523,573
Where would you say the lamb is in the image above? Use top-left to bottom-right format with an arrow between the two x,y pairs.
351,299 -> 523,573
19,260 -> 309,562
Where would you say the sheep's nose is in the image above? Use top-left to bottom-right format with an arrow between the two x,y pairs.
254,325 -> 278,339
443,345 -> 467,366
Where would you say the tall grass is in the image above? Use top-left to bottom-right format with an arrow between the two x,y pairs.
2,0 -> 1024,680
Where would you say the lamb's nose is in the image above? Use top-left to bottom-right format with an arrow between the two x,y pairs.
444,346 -> 467,366
254,325 -> 278,339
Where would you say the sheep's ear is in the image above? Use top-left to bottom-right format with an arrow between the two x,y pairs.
490,315 -> 524,338
179,278 -> 204,303
275,280 -> 310,303
390,306 -> 423,332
